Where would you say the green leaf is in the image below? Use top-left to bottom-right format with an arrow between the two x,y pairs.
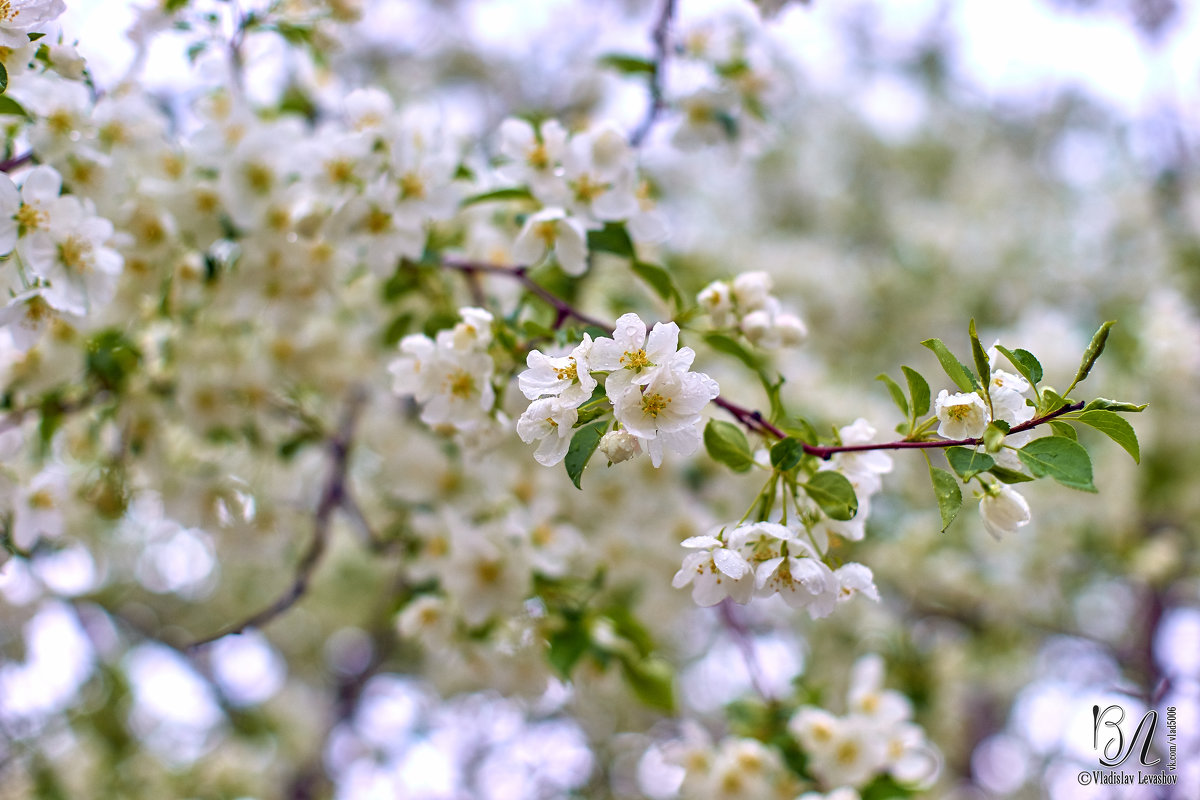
598,53 -> 657,75
988,465 -> 1034,484
631,260 -> 680,306
1039,388 -> 1070,414
995,345 -> 1043,387
704,419 -> 755,473
0,62 -> 8,95
969,319 -> 990,390
587,222 -> 634,258
1017,437 -> 1097,492
620,656 -> 675,712
876,373 -> 908,418
86,329 -> 143,393
1077,409 -> 1140,463
945,446 -> 995,481
803,470 -> 858,521
779,417 -> 819,445
901,366 -> 930,417
564,421 -> 608,489
921,338 -> 978,392
1048,420 -> 1077,440
460,186 -> 535,207
928,465 -> 961,532
0,95 -> 29,118
705,333 -> 764,371
982,420 -> 1009,453
1069,320 -> 1116,392
546,617 -> 591,678
770,438 -> 805,472
1084,398 -> 1147,413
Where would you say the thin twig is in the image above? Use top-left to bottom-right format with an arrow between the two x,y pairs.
631,0 -> 679,147
441,258 -> 610,330
803,401 -> 1086,460
0,390 -> 104,435
438,254 -> 1085,458
718,598 -> 770,700
188,386 -> 369,650
0,151 -> 32,173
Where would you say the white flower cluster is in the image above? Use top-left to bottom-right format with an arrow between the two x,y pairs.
672,520 -> 878,616
660,729 -> 790,800
933,344 -> 1038,539
388,307 -> 497,434
698,271 -> 807,349
499,118 -> 666,276
788,655 -> 940,791
516,312 -> 719,468
651,656 -> 937,798
666,15 -> 782,150
934,344 -> 1035,442
0,166 -> 125,349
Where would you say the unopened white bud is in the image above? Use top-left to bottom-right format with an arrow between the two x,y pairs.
48,45 -> 87,81
775,312 -> 807,346
697,280 -> 734,327
731,271 -> 773,311
739,309 -> 773,345
598,430 -> 641,464
979,483 -> 1031,540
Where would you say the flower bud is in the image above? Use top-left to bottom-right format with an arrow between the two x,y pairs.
598,429 -> 641,464
979,483 -> 1031,540
739,308 -> 773,345
731,270 -> 773,310
775,312 -> 807,346
697,280 -> 734,327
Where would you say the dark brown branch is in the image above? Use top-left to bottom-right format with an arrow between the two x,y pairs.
803,401 -> 1087,460
188,386 -> 368,650
439,255 -> 1088,458
713,395 -> 787,439
441,258 -> 610,330
630,0 -> 678,147
0,151 -> 32,173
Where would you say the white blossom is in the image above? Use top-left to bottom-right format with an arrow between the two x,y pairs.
979,483 -> 1031,540
497,117 -> 568,195
934,389 -> 989,439
591,312 -> 695,398
0,0 -> 66,48
516,397 -> 578,466
518,334 -> 596,406
512,206 -> 590,276
611,367 -> 719,468
671,533 -> 755,606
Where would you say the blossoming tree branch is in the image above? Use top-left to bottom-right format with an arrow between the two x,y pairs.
0,0 -> 1154,797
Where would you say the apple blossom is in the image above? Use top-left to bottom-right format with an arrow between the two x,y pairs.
979,482 -> 1032,540
934,389 -> 989,439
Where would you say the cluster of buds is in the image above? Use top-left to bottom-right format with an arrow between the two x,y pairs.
697,271 -> 807,349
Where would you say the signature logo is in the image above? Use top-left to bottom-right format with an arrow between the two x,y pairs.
1093,704 -> 1161,768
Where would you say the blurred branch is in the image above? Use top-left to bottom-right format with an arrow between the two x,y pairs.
630,0 -> 678,147
188,385 -> 369,651
0,390 -> 105,435
718,598 -> 771,700
0,152 -> 32,173
440,258 -> 610,330
285,575 -> 404,800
